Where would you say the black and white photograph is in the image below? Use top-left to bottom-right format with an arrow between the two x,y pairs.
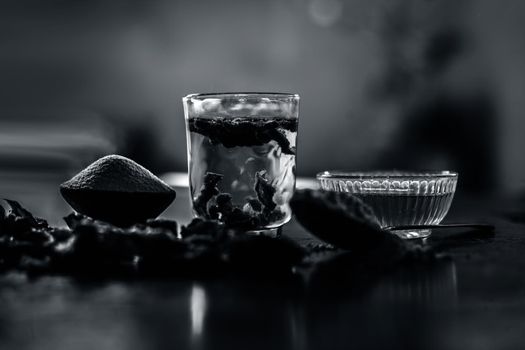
1,0 -> 525,349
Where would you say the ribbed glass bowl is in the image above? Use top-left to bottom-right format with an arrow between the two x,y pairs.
316,171 -> 458,239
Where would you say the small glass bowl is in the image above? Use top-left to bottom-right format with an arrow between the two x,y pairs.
316,171 -> 458,239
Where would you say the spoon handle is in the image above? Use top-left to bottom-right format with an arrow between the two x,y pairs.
385,223 -> 494,231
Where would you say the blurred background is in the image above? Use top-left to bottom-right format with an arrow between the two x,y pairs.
1,0 -> 524,211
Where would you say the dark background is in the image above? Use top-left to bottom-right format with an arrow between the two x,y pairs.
1,0 -> 524,194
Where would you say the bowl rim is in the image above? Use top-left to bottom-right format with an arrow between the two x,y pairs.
316,170 -> 458,180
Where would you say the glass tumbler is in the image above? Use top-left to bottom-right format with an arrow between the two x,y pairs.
183,93 -> 300,233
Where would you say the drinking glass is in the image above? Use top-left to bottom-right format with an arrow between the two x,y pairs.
183,93 -> 299,233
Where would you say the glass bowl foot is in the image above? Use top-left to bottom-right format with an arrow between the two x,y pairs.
245,227 -> 282,238
391,228 -> 431,240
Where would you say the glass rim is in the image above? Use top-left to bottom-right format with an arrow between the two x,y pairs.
183,92 -> 300,101
317,170 -> 458,180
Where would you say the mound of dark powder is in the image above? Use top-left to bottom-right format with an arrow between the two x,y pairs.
60,155 -> 176,226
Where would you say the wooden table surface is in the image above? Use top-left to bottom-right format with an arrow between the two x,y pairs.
1,174 -> 525,350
